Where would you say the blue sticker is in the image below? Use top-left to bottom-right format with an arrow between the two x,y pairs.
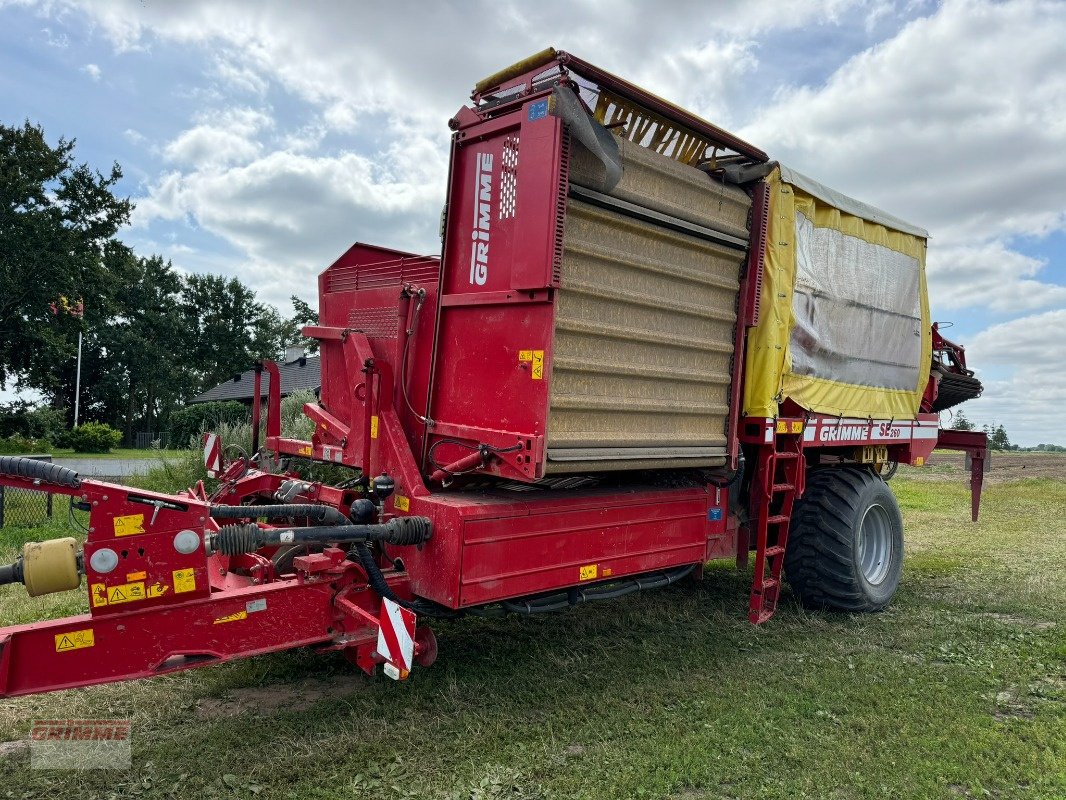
528,100 -> 549,121
708,508 -> 724,522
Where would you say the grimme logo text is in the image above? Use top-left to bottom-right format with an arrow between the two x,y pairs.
469,152 -> 493,286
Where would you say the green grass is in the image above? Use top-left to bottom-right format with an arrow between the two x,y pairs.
0,477 -> 1062,799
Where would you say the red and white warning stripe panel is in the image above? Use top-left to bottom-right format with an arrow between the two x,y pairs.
202,433 -> 222,477
803,416 -> 940,445
376,598 -> 416,680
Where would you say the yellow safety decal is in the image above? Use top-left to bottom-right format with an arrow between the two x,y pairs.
579,564 -> 598,581
370,415 -> 379,439
55,629 -> 95,652
214,610 -> 248,625
113,513 -> 145,537
147,582 -> 169,599
531,350 -> 544,380
106,581 -> 145,605
519,349 -> 545,379
776,420 -> 788,434
126,570 -> 147,582
90,583 -> 108,607
394,495 -> 410,512
173,568 -> 196,594
298,445 -> 312,456
914,456 -> 925,466
791,420 -> 804,434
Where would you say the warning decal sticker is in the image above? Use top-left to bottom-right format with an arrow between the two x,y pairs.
106,581 -> 145,605
55,628 -> 95,652
113,514 -> 145,537
519,349 -> 545,380
173,568 -> 196,594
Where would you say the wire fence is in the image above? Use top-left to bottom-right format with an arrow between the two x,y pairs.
0,455 -> 57,528
134,431 -> 170,449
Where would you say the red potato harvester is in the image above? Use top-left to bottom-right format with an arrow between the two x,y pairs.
0,49 -> 987,696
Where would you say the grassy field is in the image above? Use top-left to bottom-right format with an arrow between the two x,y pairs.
0,473 -> 1062,799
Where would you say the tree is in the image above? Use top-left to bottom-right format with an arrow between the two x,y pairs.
280,295 -> 320,354
101,254 -> 190,440
180,274 -> 291,393
0,122 -> 131,389
2,121 -> 311,442
990,424 -> 1010,451
951,409 -> 975,431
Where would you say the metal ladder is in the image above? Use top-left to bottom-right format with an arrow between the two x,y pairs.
748,421 -> 805,623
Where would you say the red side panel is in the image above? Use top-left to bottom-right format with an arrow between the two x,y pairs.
318,244 -> 440,460
427,94 -> 566,481
389,483 -> 729,608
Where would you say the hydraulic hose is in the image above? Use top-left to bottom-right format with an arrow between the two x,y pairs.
501,564 -> 696,614
209,516 -> 432,555
0,560 -> 24,587
0,456 -> 81,489
351,541 -> 412,609
209,503 -> 349,526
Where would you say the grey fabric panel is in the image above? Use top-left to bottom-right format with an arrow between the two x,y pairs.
789,213 -> 923,391
779,163 -> 929,238
551,85 -> 623,191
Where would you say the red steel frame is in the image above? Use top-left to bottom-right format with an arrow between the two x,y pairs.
0,52 -> 988,696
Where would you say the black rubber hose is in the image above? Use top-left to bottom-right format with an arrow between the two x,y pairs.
352,541 -> 414,610
501,564 -> 696,614
502,596 -> 572,614
0,560 -> 24,587
211,517 -> 432,555
209,503 -> 349,526
0,456 -> 81,489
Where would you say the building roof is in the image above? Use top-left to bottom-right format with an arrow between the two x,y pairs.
190,355 -> 321,404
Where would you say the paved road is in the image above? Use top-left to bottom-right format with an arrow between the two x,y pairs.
52,457 -> 176,478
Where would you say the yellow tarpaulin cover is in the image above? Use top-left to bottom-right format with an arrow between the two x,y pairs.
743,166 -> 931,420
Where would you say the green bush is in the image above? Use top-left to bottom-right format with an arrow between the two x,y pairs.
67,422 -> 122,453
0,434 -> 50,454
167,401 -> 249,449
0,401 -> 66,444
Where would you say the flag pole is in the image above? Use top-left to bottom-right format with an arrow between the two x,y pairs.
73,330 -> 83,428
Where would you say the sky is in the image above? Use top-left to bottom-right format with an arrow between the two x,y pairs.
1,0 -> 1064,445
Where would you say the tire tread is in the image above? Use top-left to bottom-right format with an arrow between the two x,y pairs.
784,467 -> 902,612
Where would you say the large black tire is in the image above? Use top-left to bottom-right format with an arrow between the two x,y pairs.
784,467 -> 904,612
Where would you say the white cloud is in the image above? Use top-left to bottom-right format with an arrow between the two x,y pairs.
132,141 -> 446,306
41,26 -> 69,48
964,310 -> 1066,444
743,1 -> 1066,241
928,241 -> 1066,315
161,107 -> 272,168
80,62 -> 100,80
211,56 -> 269,95
969,309 -> 1066,365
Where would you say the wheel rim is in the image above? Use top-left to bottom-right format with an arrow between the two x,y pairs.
857,503 -> 893,585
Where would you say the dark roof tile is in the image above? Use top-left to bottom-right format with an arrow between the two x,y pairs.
190,356 -> 321,404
